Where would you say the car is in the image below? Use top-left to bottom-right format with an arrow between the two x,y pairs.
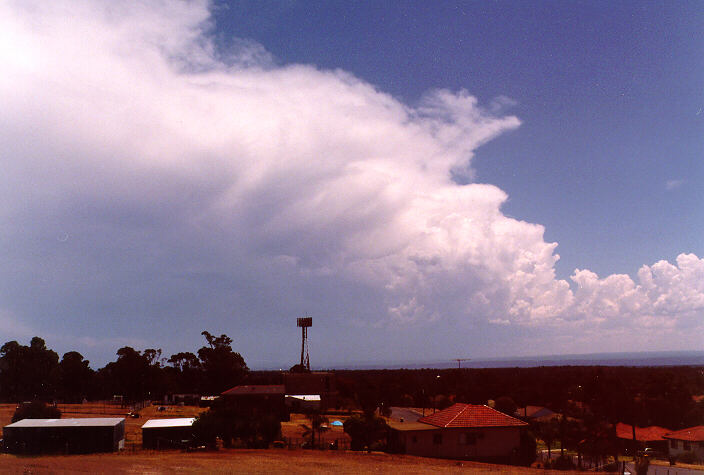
638,447 -> 664,459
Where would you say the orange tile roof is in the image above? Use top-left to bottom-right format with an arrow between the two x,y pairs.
615,422 -> 671,441
664,426 -> 704,442
418,403 -> 528,428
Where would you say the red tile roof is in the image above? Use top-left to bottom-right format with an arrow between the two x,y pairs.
615,423 -> 671,441
664,426 -> 704,442
418,403 -> 528,428
221,385 -> 285,396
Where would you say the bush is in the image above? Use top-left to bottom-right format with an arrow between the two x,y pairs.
11,401 -> 61,422
552,455 -> 575,470
343,414 -> 388,452
678,451 -> 698,464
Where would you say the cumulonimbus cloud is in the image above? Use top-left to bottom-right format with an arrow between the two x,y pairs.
0,0 -> 701,354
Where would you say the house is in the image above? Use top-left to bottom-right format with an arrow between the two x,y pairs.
664,426 -> 704,462
387,403 -> 528,461
515,406 -> 556,421
2,418 -> 125,454
614,422 -> 670,455
221,384 -> 288,421
285,394 -> 321,412
141,418 -> 196,449
284,372 -> 338,410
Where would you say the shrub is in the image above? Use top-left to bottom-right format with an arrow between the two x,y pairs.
11,401 -> 61,422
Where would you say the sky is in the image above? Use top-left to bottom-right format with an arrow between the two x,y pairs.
1,0 -> 702,369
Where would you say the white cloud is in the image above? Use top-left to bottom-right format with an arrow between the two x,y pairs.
0,0 -> 701,359
665,179 -> 684,190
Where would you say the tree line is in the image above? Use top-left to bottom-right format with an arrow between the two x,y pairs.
329,365 -> 704,431
0,332 -> 248,403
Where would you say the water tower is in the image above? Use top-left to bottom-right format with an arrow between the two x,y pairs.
297,317 -> 312,370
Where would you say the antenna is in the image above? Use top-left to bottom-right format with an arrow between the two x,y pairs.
454,358 -> 470,368
297,317 -> 312,370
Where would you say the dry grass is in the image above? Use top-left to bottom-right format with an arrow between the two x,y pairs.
0,449 -> 600,474
1,404 -> 599,474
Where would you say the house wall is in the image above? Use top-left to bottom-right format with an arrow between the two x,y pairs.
395,426 -> 521,460
668,439 -> 704,462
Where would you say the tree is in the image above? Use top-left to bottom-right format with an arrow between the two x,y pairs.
57,351 -> 94,403
167,351 -> 202,394
343,413 -> 388,452
99,347 -> 164,402
535,418 -> 559,462
0,337 -> 59,401
494,396 -> 518,416
518,429 -> 537,466
198,331 -> 248,395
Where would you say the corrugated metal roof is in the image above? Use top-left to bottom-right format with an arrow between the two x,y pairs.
221,385 -> 285,396
5,418 -> 124,428
141,418 -> 196,429
286,394 -> 321,401
387,421 -> 437,431
418,404 -> 528,428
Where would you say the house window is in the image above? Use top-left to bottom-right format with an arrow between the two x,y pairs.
433,433 -> 442,445
670,440 -> 678,449
683,441 -> 691,451
459,433 -> 477,445
411,435 -> 417,444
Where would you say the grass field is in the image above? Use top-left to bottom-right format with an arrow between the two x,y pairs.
0,448 -> 603,474
0,404 -> 599,474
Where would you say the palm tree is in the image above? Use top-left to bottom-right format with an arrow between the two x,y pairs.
300,413 -> 328,449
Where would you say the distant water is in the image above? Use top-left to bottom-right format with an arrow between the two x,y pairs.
314,351 -> 704,370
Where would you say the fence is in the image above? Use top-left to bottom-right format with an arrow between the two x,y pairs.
537,450 -> 612,471
55,400 -> 151,416
282,437 -> 350,450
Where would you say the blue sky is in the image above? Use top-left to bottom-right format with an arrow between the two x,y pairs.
1,0 -> 702,369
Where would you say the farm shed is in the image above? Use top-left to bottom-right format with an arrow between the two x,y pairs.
141,418 -> 196,449
2,418 -> 125,454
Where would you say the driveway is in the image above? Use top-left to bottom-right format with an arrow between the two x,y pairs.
625,462 -> 704,475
